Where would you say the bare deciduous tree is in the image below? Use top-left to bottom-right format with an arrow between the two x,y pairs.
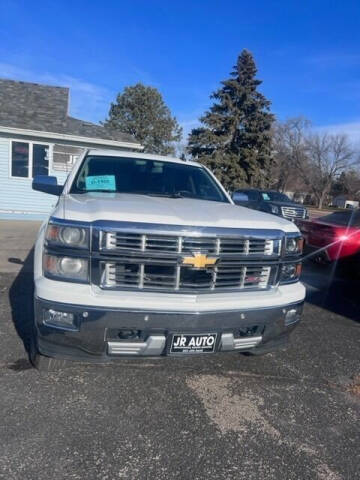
272,117 -> 358,208
336,170 -> 360,199
299,133 -> 356,209
271,117 -> 310,192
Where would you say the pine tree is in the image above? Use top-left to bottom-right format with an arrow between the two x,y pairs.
104,83 -> 182,155
188,50 -> 274,190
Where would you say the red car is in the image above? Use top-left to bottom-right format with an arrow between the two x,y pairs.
297,210 -> 360,264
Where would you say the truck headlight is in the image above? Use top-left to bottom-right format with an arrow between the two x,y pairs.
270,205 -> 279,214
285,235 -> 304,255
280,262 -> 302,284
46,224 -> 89,249
43,254 -> 89,282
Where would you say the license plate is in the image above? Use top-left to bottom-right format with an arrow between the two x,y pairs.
170,333 -> 217,354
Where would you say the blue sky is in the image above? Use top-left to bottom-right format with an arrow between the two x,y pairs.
1,0 -> 360,142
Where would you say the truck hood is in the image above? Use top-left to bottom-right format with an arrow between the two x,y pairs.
54,193 -> 298,232
263,200 -> 305,209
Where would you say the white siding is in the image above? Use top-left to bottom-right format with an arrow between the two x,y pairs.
0,137 -> 69,215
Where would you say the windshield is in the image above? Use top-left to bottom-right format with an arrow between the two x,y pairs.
70,155 -> 229,203
261,191 -> 291,202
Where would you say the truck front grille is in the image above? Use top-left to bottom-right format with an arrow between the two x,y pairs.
281,206 -> 305,219
101,259 -> 273,292
95,226 -> 282,293
104,232 -> 274,256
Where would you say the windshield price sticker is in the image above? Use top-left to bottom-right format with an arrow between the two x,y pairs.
85,175 -> 116,191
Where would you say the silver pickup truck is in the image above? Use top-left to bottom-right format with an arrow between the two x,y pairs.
31,149 -> 305,369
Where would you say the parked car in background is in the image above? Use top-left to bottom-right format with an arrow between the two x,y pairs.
232,189 -> 308,221
297,210 -> 360,268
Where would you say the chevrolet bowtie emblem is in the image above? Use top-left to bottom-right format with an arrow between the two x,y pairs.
182,253 -> 219,269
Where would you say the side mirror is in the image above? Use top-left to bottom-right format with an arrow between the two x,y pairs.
232,192 -> 249,204
32,175 -> 63,196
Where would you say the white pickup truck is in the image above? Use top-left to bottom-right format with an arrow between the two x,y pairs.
31,149 -> 305,369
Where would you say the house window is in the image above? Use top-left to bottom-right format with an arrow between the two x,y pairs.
11,142 -> 29,177
53,144 -> 84,172
11,141 -> 50,178
33,144 -> 49,176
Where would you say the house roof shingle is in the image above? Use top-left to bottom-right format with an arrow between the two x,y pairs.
0,79 -> 138,145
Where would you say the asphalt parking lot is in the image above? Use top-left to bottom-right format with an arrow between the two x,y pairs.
0,220 -> 359,480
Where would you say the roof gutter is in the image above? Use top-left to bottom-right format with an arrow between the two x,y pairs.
0,125 -> 144,150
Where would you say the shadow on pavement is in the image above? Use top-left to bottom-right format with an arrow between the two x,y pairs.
8,248 -> 35,356
302,260 -> 360,323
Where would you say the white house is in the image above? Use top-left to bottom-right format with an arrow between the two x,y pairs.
332,195 -> 359,209
0,79 -> 142,219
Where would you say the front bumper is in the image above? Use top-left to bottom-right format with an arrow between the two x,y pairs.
34,297 -> 304,362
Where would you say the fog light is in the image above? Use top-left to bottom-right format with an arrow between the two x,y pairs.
43,309 -> 77,330
285,309 -> 301,326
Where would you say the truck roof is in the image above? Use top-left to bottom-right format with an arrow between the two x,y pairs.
86,148 -> 202,168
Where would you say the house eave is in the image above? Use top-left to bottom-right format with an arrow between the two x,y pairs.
0,125 -> 144,150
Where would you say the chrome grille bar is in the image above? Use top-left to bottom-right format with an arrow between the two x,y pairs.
101,261 -> 274,292
281,206 -> 305,219
103,232 -> 278,256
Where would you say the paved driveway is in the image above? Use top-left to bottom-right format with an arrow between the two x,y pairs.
0,220 -> 359,480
